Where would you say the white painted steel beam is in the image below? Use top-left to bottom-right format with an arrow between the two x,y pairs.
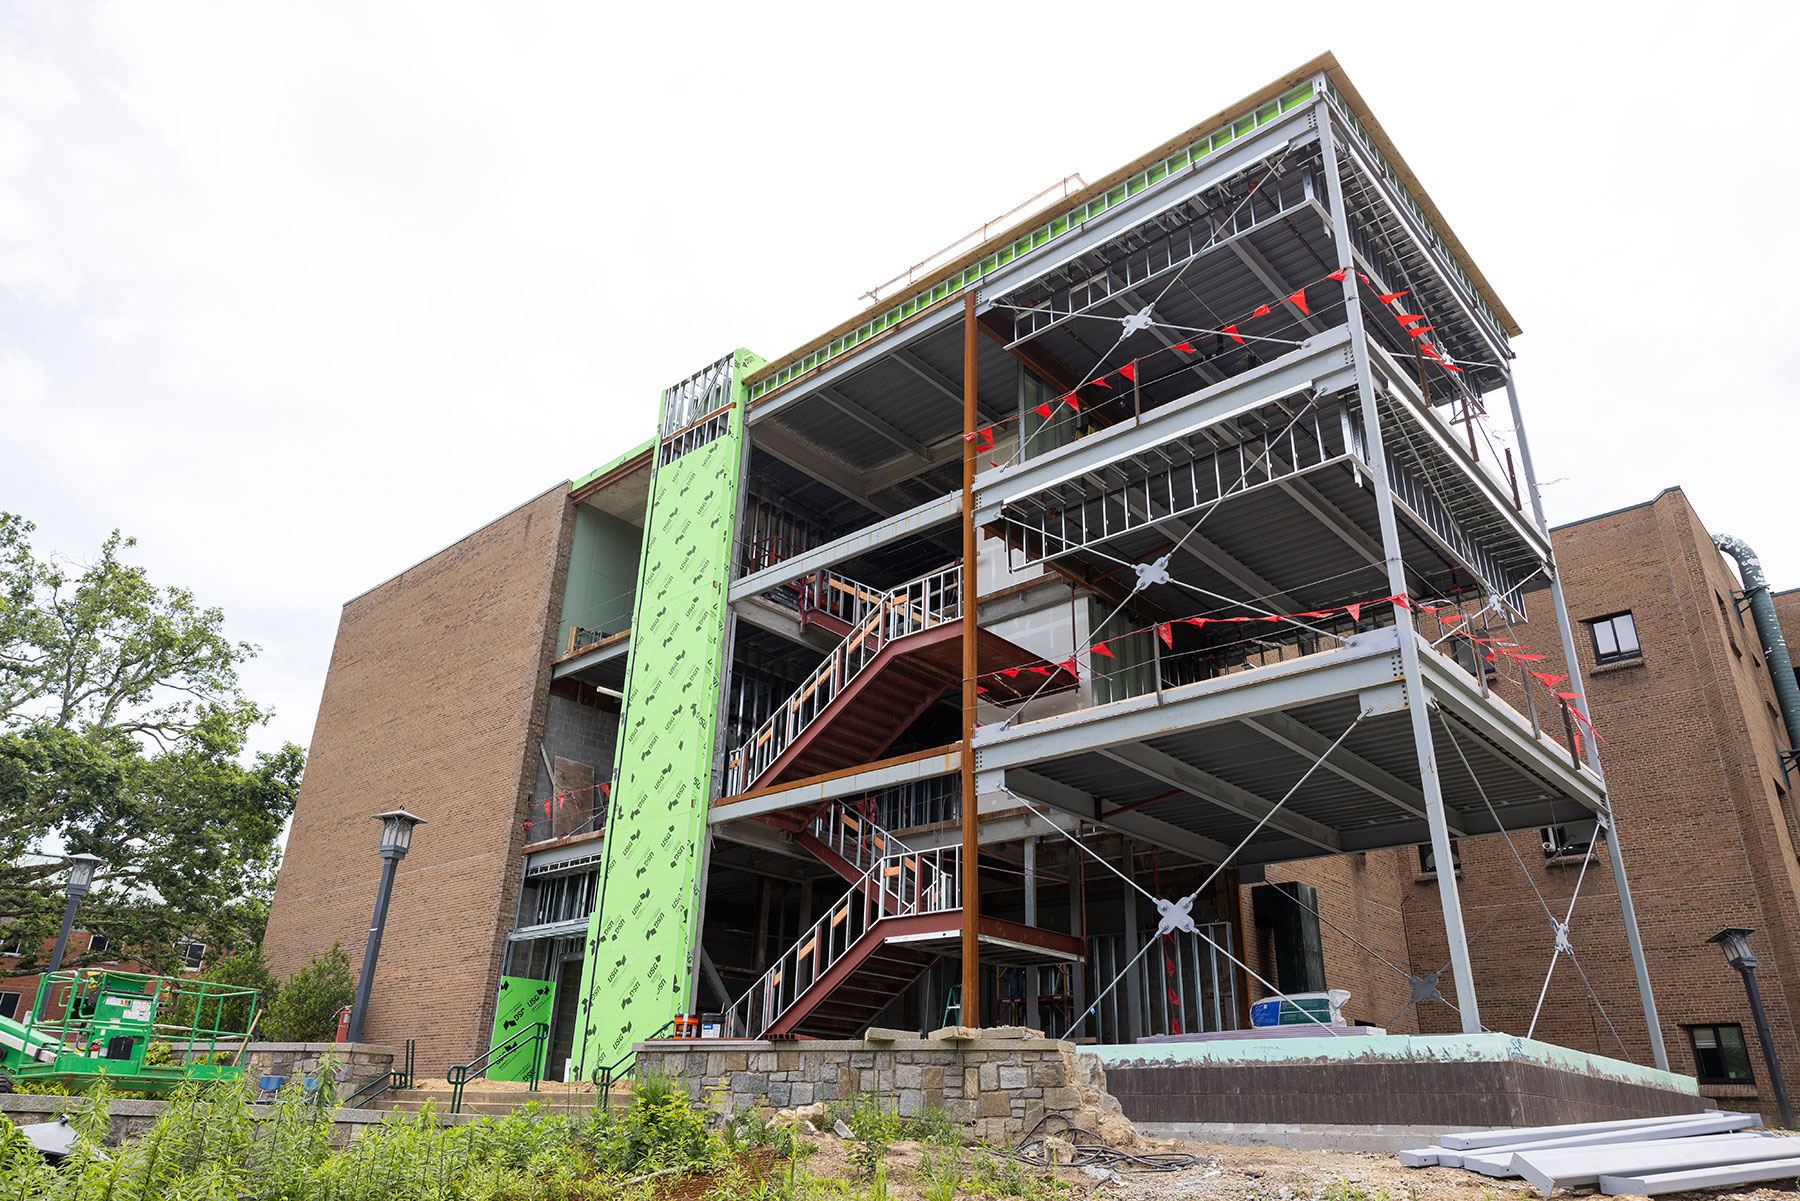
1240,710 -> 1451,833
1599,1156 -> 1800,1197
972,628 -> 1403,774
1097,742 -> 1343,852
1006,769 -> 1233,865
708,749 -> 961,825
972,327 -> 1357,526
729,492 -> 963,601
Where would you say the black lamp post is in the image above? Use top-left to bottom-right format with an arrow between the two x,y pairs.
345,809 -> 425,1045
37,852 -> 104,1020
1709,926 -> 1794,1127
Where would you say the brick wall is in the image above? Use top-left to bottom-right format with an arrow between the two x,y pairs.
262,485 -> 574,1076
1397,488 -> 1800,1113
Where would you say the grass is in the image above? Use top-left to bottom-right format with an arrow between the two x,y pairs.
2,1078 -> 1068,1201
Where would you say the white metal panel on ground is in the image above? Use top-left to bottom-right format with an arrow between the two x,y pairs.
1395,1148 -> 1439,1167
1598,1155 -> 1800,1196
1433,1112 -> 1760,1169
1463,1131 -> 1765,1179
1438,1110 -> 1722,1150
1511,1134 -> 1786,1196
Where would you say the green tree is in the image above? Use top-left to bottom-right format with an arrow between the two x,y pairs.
269,942 -> 355,1042
0,513 -> 305,975
179,943 -> 279,1033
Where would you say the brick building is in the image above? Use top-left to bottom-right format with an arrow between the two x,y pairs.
262,56 -> 1796,1111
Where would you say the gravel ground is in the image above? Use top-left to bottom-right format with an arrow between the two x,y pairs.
1092,1138 -> 1800,1201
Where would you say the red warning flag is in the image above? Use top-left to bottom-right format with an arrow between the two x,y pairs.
979,427 -> 994,449
1386,593 -> 1414,610
1396,313 -> 1426,327
1173,341 -> 1196,354
1223,324 -> 1244,344
543,800 -> 552,818
1063,393 -> 1080,413
1120,361 -> 1136,382
1409,326 -> 1435,339
1034,403 -> 1054,419
1445,363 -> 1465,373
1287,288 -> 1309,316
1059,658 -> 1079,678
1001,667 -> 1021,678
1261,615 -> 1284,623
1091,642 -> 1116,660
1529,671 -> 1567,688
1183,617 -> 1209,628
1377,290 -> 1408,304
1092,376 -> 1112,389
1157,622 -> 1173,648
1328,268 -> 1348,281
976,684 -> 988,695
1345,603 -> 1362,624
1252,304 -> 1271,318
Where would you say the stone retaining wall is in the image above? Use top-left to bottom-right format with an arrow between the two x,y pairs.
635,1027 -> 1127,1145
240,1042 -> 398,1098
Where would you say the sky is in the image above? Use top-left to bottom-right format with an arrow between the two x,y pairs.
2,1 -> 1797,759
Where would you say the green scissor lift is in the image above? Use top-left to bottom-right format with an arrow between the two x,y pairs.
0,967 -> 260,1093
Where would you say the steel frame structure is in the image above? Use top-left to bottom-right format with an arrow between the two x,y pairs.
625,55 -> 1674,1069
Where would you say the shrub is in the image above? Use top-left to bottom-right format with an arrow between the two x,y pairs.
267,941 -> 354,1042
588,1069 -> 721,1177
183,943 -> 278,1032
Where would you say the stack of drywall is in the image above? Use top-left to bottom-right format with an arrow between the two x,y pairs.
1398,1111 -> 1800,1196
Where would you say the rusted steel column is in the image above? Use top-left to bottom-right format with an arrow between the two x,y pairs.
960,291 -> 981,1024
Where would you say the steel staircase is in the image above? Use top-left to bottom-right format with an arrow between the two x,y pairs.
728,563 -> 1065,795
724,806 -> 962,1040
722,801 -> 1088,1040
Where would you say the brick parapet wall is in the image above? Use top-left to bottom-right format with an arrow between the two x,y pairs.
262,484 -> 574,1077
1398,488 -> 1800,1117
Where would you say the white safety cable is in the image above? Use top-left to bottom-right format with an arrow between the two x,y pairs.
1002,717 -> 1365,1040
1011,154 -> 1294,460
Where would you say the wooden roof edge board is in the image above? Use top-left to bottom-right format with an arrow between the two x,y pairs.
570,443 -> 654,504
1598,1156 -> 1800,1197
745,51 -> 1519,393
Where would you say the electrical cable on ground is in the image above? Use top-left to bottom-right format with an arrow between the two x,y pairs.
1008,1112 -> 1199,1173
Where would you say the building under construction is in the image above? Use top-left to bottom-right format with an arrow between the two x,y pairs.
261,54 -> 1800,1112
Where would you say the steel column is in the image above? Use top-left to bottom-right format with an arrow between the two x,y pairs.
1505,365 -> 1664,1067
1023,837 -> 1041,1031
1501,367 -> 1602,778
1603,816 -> 1669,1070
960,291 -> 981,1023
1320,97 -> 1482,1031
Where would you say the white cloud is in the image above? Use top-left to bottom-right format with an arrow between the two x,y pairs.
1,0 -> 1797,758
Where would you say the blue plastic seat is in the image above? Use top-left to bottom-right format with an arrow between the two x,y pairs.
256,1075 -> 284,1101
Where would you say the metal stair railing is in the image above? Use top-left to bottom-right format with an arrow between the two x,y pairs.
804,801 -> 906,879
728,563 -> 961,795
723,836 -> 962,1040
446,1021 -> 548,1114
342,1037 -> 415,1110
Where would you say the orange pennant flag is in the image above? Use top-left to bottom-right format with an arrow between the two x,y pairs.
1063,393 -> 1080,413
1120,361 -> 1136,381
1287,288 -> 1309,316
1252,304 -> 1271,318
1377,290 -> 1408,304
1173,341 -> 1196,353
1223,324 -> 1244,344
1157,622 -> 1173,647
1091,642 -> 1116,659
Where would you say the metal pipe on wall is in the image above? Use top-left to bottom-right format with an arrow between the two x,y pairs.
960,291 -> 981,1024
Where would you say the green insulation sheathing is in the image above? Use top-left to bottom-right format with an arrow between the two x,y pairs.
571,350 -> 761,1078
487,975 -> 555,1081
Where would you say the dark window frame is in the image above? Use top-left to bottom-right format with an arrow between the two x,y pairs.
1418,840 -> 1462,874
0,991 -> 19,1020
181,942 -> 206,971
1685,1022 -> 1756,1086
1588,611 -> 1641,665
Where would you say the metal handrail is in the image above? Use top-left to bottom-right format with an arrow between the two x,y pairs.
723,813 -> 961,1041
728,563 -> 961,794
343,1037 -> 414,1110
447,1022 -> 547,1114
593,1018 -> 674,1103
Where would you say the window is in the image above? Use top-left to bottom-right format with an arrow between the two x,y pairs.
1588,612 -> 1641,665
1419,840 -> 1462,874
85,932 -> 109,957
1541,820 -> 1598,860
1686,1023 -> 1755,1085
0,992 -> 19,1020
181,942 -> 206,971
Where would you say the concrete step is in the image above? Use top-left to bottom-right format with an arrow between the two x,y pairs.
375,1089 -> 609,1117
